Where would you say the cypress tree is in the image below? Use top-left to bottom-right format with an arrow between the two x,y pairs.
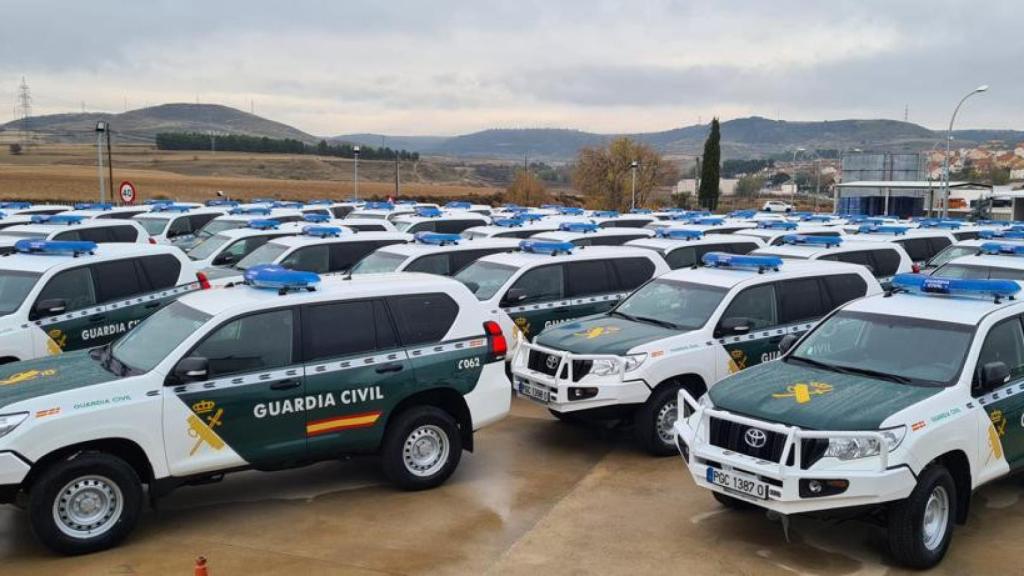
698,118 -> 721,210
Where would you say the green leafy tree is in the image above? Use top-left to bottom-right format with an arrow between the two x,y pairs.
734,175 -> 764,198
698,119 -> 721,210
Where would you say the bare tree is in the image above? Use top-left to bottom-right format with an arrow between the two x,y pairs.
572,137 -> 679,210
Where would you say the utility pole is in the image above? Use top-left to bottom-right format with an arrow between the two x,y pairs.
95,122 -> 108,203
106,127 -> 114,203
353,146 -> 361,200
394,155 -> 400,198
630,160 -> 639,210
523,152 -> 530,205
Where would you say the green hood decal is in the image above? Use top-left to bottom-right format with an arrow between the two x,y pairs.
0,351 -> 116,410
535,315 -> 678,355
709,360 -> 942,430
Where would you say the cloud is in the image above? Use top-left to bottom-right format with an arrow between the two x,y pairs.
1,0 -> 1021,135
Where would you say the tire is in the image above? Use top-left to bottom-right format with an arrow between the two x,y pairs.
381,406 -> 463,491
713,491 -> 759,511
634,384 -> 681,456
28,452 -> 143,555
887,465 -> 956,569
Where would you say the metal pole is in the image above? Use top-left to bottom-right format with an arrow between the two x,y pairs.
106,129 -> 114,204
395,156 -> 400,198
943,85 -> 988,218
630,161 -> 638,210
353,146 -> 360,201
96,131 -> 105,203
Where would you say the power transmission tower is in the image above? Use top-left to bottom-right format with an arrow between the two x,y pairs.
16,77 -> 32,142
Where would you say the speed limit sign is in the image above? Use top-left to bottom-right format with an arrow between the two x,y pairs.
118,181 -> 137,205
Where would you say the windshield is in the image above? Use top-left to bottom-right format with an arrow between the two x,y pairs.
454,260 -> 517,301
135,217 -> 169,236
788,311 -> 974,386
236,242 -> 289,270
393,221 -> 414,232
196,219 -> 243,240
927,245 -> 980,268
351,251 -> 408,275
187,233 -> 232,261
0,270 -> 41,316
112,301 -> 212,372
613,279 -> 726,330
933,263 -> 1024,281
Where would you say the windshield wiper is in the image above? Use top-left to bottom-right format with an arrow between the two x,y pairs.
610,310 -> 638,322
788,355 -> 911,384
630,314 -> 680,330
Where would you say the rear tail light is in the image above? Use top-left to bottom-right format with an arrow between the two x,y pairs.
484,320 -> 506,361
196,272 -> 211,290
911,263 -> 921,274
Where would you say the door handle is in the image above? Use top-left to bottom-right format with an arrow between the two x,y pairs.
88,315 -> 107,323
270,379 -> 301,391
375,363 -> 403,374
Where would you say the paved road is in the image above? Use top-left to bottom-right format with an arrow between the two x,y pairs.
1,399 -> 1021,575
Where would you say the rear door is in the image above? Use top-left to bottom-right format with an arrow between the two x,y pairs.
565,259 -> 623,318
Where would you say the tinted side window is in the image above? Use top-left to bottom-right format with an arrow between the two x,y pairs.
192,309 -> 295,377
435,220 -> 480,234
168,217 -> 191,237
954,231 -> 980,241
275,216 -> 302,223
388,293 -> 459,345
190,214 -> 218,230
719,284 -> 777,332
896,238 -> 930,262
348,224 -> 386,232
926,237 -> 952,258
139,254 -> 182,289
565,260 -> 614,297
109,225 -> 138,242
822,274 -> 868,309
408,222 -> 436,233
508,265 -> 564,304
776,278 -> 827,324
665,247 -> 696,269
495,230 -> 538,239
302,300 -> 377,360
871,249 -> 900,276
51,230 -> 82,241
281,245 -> 329,273
36,267 -> 97,315
975,317 -> 1024,392
78,227 -> 114,243
331,206 -> 355,218
98,212 -> 142,220
611,258 -> 656,291
329,241 -> 399,272
405,254 -> 450,275
92,259 -> 145,303
729,242 -> 761,255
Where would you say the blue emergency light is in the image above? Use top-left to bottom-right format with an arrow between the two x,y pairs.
979,230 -> 1024,240
519,240 -> 574,255
364,201 -> 395,211
979,242 -> 1024,256
145,199 -> 173,206
918,220 -> 962,229
505,206 -> 530,213
248,219 -> 280,230
801,215 -> 835,222
445,201 -> 471,210
892,273 -> 1020,300
150,204 -> 194,213
229,207 -> 272,216
757,221 -> 798,230
858,225 -> 909,235
559,222 -> 599,233
303,226 -> 343,238
206,200 -> 239,207
0,202 -> 31,210
272,201 -> 304,209
728,210 -> 757,218
493,218 -> 524,228
33,214 -> 85,225
655,228 -> 703,240
302,213 -> 330,223
695,217 -> 725,226
307,199 -> 333,205
415,232 -> 461,246
630,208 -> 653,214
395,200 -> 417,205
251,197 -> 276,204
558,207 -> 585,216
540,204 -> 564,210
14,239 -> 97,256
74,202 -> 112,211
517,213 -> 545,222
782,234 -> 843,247
702,252 -> 782,271
415,207 -> 443,218
592,210 -> 619,218
244,264 -> 320,292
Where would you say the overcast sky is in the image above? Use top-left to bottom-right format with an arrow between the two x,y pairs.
1,0 -> 1020,136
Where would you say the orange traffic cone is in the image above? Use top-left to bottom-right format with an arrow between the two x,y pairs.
194,556 -> 208,576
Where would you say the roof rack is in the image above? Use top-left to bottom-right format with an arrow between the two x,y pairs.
702,252 -> 782,273
558,222 -> 599,233
519,240 -> 574,255
415,207 -> 443,218
415,232 -> 461,246
655,228 -> 703,240
244,264 -> 320,294
15,239 -> 97,257
782,234 -> 842,247
891,273 -> 1019,303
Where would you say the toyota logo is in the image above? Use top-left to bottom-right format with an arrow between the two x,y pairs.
545,355 -> 560,370
744,428 -> 768,449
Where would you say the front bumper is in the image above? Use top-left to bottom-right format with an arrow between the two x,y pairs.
510,341 -> 650,413
0,451 -> 31,488
673,390 -> 916,515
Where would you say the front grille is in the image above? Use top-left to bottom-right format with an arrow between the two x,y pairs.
708,417 -> 828,469
527,350 -> 592,382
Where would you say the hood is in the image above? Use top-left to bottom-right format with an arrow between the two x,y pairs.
535,315 -> 678,356
709,360 -> 942,431
0,350 -> 117,411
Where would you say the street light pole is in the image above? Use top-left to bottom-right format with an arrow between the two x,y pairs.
353,145 -> 361,200
790,148 -> 805,205
630,160 -> 639,210
943,85 -> 988,218
95,121 -> 107,203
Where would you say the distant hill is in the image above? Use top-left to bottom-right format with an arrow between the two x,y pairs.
0,103 -> 318,144
332,133 -> 448,151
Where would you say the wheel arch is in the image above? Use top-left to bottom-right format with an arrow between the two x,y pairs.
931,449 -> 971,524
0,356 -> 20,365
386,388 -> 473,452
23,437 -> 156,491
654,373 -> 707,398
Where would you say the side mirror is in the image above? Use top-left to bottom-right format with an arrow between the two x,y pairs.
778,334 -> 797,355
717,317 -> 751,337
213,253 -> 237,266
462,281 -> 480,294
503,288 -> 527,305
979,361 -> 1010,391
34,298 -> 67,317
173,356 -> 209,383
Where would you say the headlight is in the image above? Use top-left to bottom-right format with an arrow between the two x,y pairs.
0,412 -> 28,439
825,426 -> 906,460
623,353 -> 647,372
590,358 -> 617,376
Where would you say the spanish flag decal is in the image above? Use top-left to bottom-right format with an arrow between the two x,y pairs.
307,411 -> 382,437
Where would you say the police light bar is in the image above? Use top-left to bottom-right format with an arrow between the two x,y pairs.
302,226 -> 343,238
757,221 -> 798,230
558,207 -> 585,216
14,239 -> 97,256
415,232 -> 461,246
801,215 -> 835,222
395,200 -> 417,205
150,203 -> 194,213
272,201 -> 304,209
244,264 -> 320,292
540,204 -> 564,209
73,202 -> 113,211
517,213 -> 545,222
979,230 -> 1024,240
364,201 -> 395,211
502,203 -> 521,209
505,206 -> 530,213
519,240 -> 574,255
445,201 -> 471,209
229,207 -> 272,216
592,210 -> 619,218
36,214 -> 85,226
918,220 -> 961,229
630,208 -> 653,214
493,218 -> 524,228
145,199 -> 173,206
728,210 -> 757,218
782,234 -> 843,247
558,222 -> 599,233
702,252 -> 782,271
892,273 -> 1020,300
251,197 -> 276,204
0,201 -> 31,210
415,207 -> 443,218
695,217 -> 725,226
979,242 -> 1024,256
206,200 -> 239,207
655,228 -> 703,240
858,225 -> 909,235
302,213 -> 330,223
248,219 -> 281,230
307,199 -> 333,205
